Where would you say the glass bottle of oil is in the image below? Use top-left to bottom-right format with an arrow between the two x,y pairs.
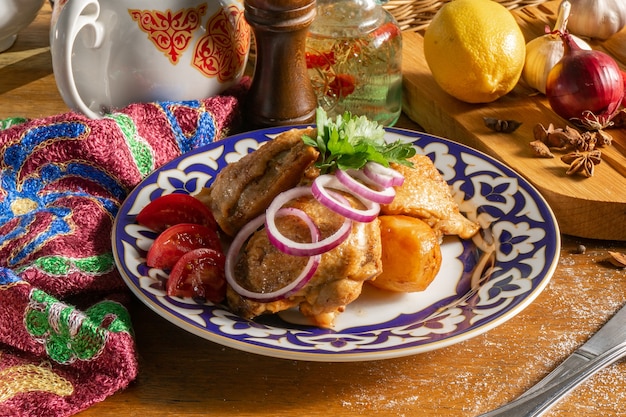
306,0 -> 402,126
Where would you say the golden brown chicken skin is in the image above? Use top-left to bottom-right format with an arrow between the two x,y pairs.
199,127 -> 319,237
227,194 -> 382,328
381,155 -> 480,240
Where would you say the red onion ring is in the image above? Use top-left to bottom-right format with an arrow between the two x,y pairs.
335,168 -> 396,204
363,161 -> 404,188
224,209 -> 321,302
225,161 -> 402,301
265,186 -> 352,256
311,175 -> 380,222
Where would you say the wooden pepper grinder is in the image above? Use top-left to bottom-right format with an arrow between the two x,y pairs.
244,0 -> 318,127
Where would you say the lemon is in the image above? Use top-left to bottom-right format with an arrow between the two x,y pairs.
423,0 -> 526,103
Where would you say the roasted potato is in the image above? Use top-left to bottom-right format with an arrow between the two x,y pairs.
370,215 -> 442,292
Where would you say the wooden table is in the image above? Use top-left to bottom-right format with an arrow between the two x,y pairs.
3,4 -> 626,417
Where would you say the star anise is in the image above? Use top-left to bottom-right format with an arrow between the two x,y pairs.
560,150 -> 602,177
532,123 -> 591,151
594,129 -> 613,147
484,117 -> 522,133
572,131 -> 597,152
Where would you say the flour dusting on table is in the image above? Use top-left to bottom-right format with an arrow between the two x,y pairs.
338,249 -> 626,416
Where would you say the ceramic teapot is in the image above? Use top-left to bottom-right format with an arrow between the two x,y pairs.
0,0 -> 44,52
50,0 -> 250,119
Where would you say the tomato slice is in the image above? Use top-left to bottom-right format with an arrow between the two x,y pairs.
137,193 -> 217,233
146,223 -> 221,270
166,248 -> 226,303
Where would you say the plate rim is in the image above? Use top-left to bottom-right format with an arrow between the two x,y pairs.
112,125 -> 561,362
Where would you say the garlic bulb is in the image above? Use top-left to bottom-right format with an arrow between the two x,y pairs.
567,0 -> 626,40
522,0 -> 591,94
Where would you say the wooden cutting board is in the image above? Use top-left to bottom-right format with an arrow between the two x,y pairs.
401,0 -> 626,241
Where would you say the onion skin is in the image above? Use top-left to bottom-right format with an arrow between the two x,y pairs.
546,32 -> 624,123
363,161 -> 404,187
311,175 -> 380,223
265,186 -> 352,257
622,70 -> 626,92
335,168 -> 396,204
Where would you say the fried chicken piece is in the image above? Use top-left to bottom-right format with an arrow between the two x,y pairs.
381,155 -> 480,240
227,194 -> 382,328
200,127 -> 319,237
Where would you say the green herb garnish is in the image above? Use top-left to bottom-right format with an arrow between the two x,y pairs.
302,108 -> 415,175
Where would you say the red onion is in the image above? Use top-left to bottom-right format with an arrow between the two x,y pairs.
265,186 -> 352,257
335,168 -> 396,204
363,162 -> 405,187
224,162 -> 405,302
311,174 -> 380,223
225,210 -> 321,302
546,31 -> 624,126
622,70 -> 626,92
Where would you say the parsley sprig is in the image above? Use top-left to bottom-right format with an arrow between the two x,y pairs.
302,108 -> 415,175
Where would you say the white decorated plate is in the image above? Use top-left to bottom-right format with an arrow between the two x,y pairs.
112,126 -> 560,362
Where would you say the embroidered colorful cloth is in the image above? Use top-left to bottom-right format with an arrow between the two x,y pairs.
0,83 -> 246,416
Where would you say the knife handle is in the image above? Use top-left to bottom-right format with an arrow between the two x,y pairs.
477,343 -> 626,417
